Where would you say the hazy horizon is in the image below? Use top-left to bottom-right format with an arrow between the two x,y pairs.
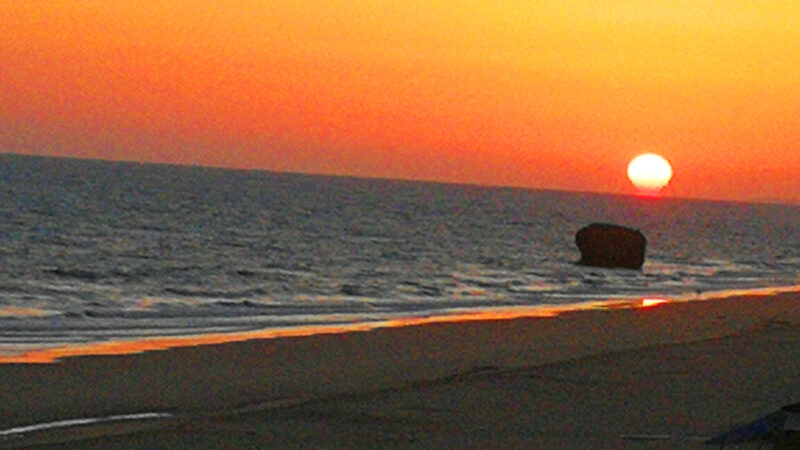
3,151 -> 797,207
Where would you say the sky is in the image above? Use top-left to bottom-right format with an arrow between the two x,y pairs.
2,1 -> 799,203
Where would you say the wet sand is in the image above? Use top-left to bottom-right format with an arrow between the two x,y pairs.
1,293 -> 798,449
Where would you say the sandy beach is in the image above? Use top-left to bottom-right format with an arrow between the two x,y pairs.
1,293 -> 798,449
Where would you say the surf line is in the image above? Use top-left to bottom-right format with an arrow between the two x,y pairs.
0,412 -> 172,437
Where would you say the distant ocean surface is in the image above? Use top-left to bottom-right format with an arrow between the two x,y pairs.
1,153 -> 799,353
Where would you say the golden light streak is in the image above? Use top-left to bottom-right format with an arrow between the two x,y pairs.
0,297 -> 687,364
641,298 -> 669,307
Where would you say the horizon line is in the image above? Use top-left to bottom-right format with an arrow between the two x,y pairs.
2,151 -> 797,207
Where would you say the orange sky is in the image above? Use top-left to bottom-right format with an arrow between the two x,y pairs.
2,1 -> 799,203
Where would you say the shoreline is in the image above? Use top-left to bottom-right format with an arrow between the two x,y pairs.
1,291 -> 798,448
3,284 -> 800,364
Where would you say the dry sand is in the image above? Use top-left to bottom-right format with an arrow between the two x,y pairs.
1,293 -> 798,449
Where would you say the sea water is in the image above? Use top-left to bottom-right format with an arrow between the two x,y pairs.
1,153 -> 799,353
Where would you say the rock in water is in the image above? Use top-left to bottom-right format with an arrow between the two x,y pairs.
575,223 -> 646,269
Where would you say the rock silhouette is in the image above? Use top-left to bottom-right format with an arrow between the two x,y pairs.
575,223 -> 646,269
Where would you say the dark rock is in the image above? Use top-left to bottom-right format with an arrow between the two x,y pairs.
575,223 -> 646,269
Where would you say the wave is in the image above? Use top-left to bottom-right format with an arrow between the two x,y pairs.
162,286 -> 268,298
44,267 -> 102,281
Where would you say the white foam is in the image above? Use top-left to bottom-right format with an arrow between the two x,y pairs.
0,412 -> 172,437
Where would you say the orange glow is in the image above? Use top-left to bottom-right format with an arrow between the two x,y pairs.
0,307 -> 48,317
641,298 -> 669,307
2,1 -> 799,202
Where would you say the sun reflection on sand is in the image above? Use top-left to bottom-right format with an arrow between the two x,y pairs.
0,298 -> 685,364
641,298 -> 669,307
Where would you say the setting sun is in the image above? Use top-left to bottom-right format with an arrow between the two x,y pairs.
627,154 -> 673,194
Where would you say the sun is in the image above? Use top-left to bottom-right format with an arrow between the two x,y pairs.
627,153 -> 673,195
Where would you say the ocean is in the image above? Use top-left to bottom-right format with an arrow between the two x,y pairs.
1,153 -> 799,354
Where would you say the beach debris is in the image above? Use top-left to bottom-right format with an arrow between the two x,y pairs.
705,402 -> 800,448
575,223 -> 647,269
